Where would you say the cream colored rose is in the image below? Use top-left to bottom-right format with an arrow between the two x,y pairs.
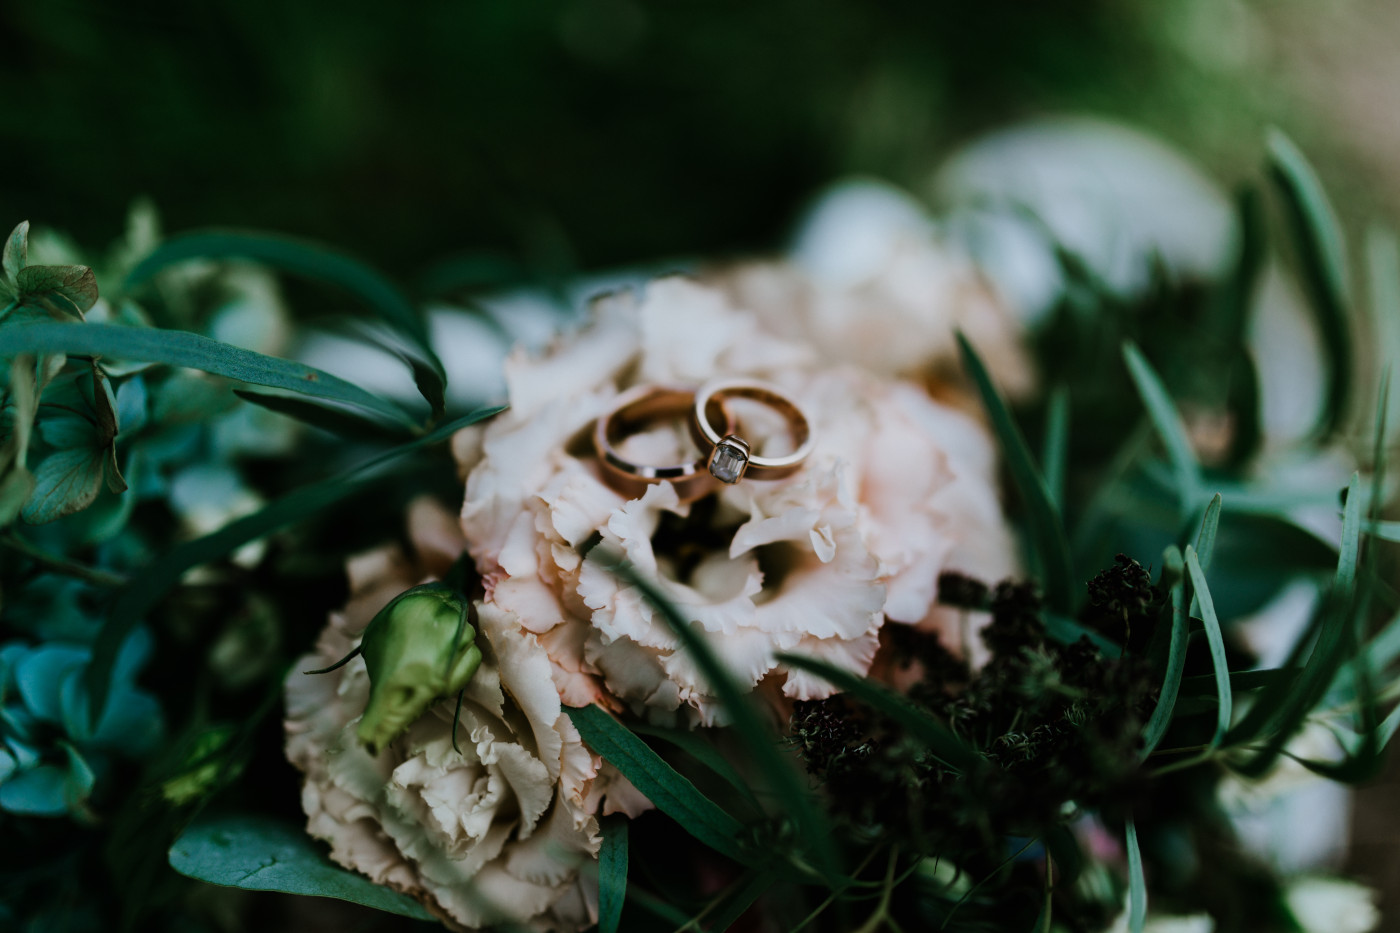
285,500 -> 643,933
456,277 -> 1017,725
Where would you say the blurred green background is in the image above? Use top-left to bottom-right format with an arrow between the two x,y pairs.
2,0 -> 1365,280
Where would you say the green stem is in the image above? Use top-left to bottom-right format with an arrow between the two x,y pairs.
1,533 -> 128,587
0,299 -> 18,325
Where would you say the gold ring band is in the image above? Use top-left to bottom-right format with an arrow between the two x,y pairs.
690,378 -> 813,484
594,385 -> 736,502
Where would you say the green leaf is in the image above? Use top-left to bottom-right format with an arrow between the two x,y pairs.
1366,227 -> 1400,422
232,389 -> 412,440
1266,129 -> 1353,436
83,405 -> 503,724
124,230 -> 446,417
1231,474 -> 1365,772
598,816 -> 628,933
700,870 -> 773,932
0,322 -> 414,429
776,653 -> 976,772
1140,547 -> 1188,759
21,446 -> 107,524
1185,545 -> 1233,751
566,705 -> 749,864
3,221 -> 28,283
1042,612 -> 1122,658
168,815 -> 436,920
1122,342 -> 1202,513
16,265 -> 99,318
1042,385 -> 1070,511
957,333 -> 1074,613
1194,494 -> 1222,572
1125,819 -> 1146,933
593,553 -> 841,882
0,467 -> 35,526
629,723 -> 762,809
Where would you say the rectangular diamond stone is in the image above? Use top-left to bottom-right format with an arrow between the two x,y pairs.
709,442 -> 748,484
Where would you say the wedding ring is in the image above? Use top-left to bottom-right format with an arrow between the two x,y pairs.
690,378 -> 813,484
594,385 -> 736,502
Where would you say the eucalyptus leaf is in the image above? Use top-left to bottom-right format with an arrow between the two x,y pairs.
16,265 -> 99,319
0,322 -> 415,429
169,814 -> 436,920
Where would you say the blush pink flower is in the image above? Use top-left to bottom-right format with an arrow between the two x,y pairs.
285,499 -> 645,933
455,277 -> 1018,725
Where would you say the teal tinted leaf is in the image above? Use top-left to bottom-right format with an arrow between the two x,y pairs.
60,741 -> 95,807
1042,385 -> 1070,511
0,748 -> 15,783
232,389 -> 411,441
0,322 -> 414,429
1123,342 -> 1201,513
567,705 -> 749,863
957,333 -> 1074,613
84,405 -> 503,724
1366,227 -> 1400,421
1367,520 -> 1400,543
1141,548 -> 1189,760
1185,545 -> 1233,751
594,553 -> 841,882
89,362 -> 119,439
1267,129 -> 1353,436
115,376 -> 148,435
1194,494 -> 1222,572
124,230 -> 446,416
37,410 -> 99,451
15,644 -> 87,722
3,221 -> 28,283
22,446 -> 107,523
16,265 -> 99,318
169,815 -> 436,920
1043,612 -> 1122,658
0,763 -> 69,815
776,653 -> 975,772
2,354 -> 39,472
1125,819 -> 1146,933
599,817 -> 628,933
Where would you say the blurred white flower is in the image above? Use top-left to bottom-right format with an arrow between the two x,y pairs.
286,499 -> 644,932
456,277 -> 1017,724
710,179 -> 1033,398
1284,875 -> 1379,933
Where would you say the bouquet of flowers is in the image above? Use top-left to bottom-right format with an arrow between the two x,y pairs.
0,122 -> 1391,933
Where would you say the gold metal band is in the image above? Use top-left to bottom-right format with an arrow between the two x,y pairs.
690,378 -> 813,483
593,385 -> 735,501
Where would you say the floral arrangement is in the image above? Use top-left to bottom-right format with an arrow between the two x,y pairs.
0,124 -> 1393,933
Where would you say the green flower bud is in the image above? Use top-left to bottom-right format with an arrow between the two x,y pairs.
354,583 -> 482,756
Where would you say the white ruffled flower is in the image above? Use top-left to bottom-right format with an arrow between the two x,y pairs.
1284,875 -> 1380,933
457,277 -> 1017,724
286,500 -> 644,933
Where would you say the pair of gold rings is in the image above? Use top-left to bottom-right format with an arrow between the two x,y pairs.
594,378 -> 814,502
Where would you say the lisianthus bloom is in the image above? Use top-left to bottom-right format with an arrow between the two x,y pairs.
454,277 -> 1017,725
286,499 -> 645,932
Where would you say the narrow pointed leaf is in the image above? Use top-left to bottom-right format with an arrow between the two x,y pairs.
1185,545 -> 1233,750
567,705 -> 748,864
124,230 -> 446,416
1267,129 -> 1353,436
1126,819 -> 1146,933
0,322 -> 414,428
957,332 -> 1074,613
1123,342 -> 1201,512
1042,385 -> 1070,511
3,221 -> 28,282
1141,547 -> 1188,759
598,817 -> 628,933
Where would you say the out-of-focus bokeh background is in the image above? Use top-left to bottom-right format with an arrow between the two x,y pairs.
1,0 -> 1392,282
5,0 -> 1399,927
